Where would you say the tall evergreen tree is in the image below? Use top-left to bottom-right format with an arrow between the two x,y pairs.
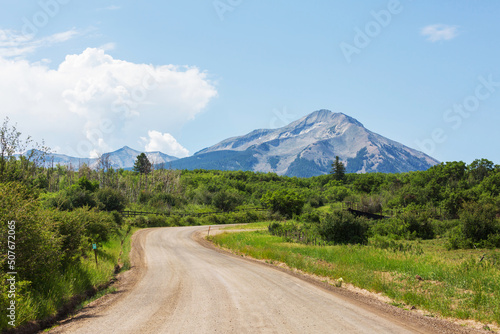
331,156 -> 346,181
134,153 -> 152,175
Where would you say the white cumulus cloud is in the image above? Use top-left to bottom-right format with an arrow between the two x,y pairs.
0,47 -> 217,158
142,130 -> 189,158
420,24 -> 459,42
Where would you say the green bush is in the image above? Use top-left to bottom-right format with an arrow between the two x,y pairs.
148,192 -> 185,209
307,194 -> 325,208
111,210 -> 124,226
96,187 -> 127,211
51,187 -> 95,211
261,189 -> 305,218
447,203 -> 500,249
73,207 -> 117,244
460,202 -> 498,243
76,176 -> 99,192
138,190 -> 153,204
318,211 -> 368,245
446,226 -> 472,250
212,190 -> 243,212
147,215 -> 170,227
133,215 -> 148,227
401,210 -> 435,240
53,211 -> 86,266
182,216 -> 197,225
0,183 -> 61,288
369,218 -> 408,239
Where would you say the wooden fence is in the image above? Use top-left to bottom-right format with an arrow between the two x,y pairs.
120,207 -> 267,218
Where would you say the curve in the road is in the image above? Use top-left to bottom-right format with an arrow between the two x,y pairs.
48,226 -> 481,334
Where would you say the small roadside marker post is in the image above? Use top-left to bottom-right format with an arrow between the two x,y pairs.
207,226 -> 211,237
93,243 -> 98,267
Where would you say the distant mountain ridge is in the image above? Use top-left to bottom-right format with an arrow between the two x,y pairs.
40,110 -> 439,176
41,146 -> 178,170
171,110 -> 439,176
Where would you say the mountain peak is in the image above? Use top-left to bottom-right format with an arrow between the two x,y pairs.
181,109 -> 439,176
117,146 -> 139,152
302,110 -> 363,128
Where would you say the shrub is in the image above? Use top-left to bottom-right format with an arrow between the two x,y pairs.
138,191 -> 153,204
147,215 -> 169,227
318,211 -> 368,245
212,190 -> 243,212
460,202 -> 498,243
148,192 -> 185,209
0,182 -> 61,288
324,184 -> 351,202
46,186 -> 97,211
69,207 -> 117,244
96,187 -> 128,211
447,202 -> 500,249
401,210 -> 435,240
369,218 -> 407,239
261,189 -> 305,218
53,211 -> 86,266
446,226 -> 473,250
307,194 -> 325,208
111,210 -> 124,226
76,176 -> 99,192
182,216 -> 197,226
133,215 -> 148,227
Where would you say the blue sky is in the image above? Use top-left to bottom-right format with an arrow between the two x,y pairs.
0,1 -> 499,164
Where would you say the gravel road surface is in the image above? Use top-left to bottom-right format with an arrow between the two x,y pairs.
48,226 -> 485,334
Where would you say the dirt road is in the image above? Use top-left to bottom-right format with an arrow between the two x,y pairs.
49,226 -> 483,334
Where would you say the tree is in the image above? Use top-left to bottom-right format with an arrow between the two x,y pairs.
330,156 -> 346,182
468,158 -> 494,184
261,189 -> 305,218
134,153 -> 152,175
0,117 -> 22,179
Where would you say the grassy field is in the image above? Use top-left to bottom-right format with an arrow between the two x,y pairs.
221,221 -> 269,230
210,228 -> 500,328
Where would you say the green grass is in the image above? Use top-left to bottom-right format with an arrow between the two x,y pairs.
120,226 -> 139,271
222,221 -> 270,230
210,231 -> 500,326
2,224 -> 134,331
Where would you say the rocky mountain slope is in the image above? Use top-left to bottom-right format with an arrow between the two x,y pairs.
170,110 -> 439,176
